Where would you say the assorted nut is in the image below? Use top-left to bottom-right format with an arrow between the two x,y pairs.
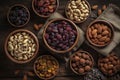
6,30 -> 38,62
70,51 -> 94,75
87,21 -> 113,47
44,19 -> 77,51
8,4 -> 30,27
98,54 -> 120,76
66,0 -> 90,23
32,0 -> 58,17
34,55 -> 59,79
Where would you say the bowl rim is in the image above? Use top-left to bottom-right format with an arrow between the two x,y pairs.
33,55 -> 59,80
32,0 -> 59,18
69,50 -> 94,75
42,18 -> 80,54
86,20 -> 114,47
65,0 -> 91,23
4,29 -> 39,64
98,53 -> 119,76
7,4 -> 30,27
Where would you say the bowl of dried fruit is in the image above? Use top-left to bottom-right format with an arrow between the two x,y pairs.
32,0 -> 59,18
4,29 -> 39,64
98,53 -> 120,76
34,55 -> 59,80
7,4 -> 30,27
70,50 -> 94,75
43,18 -> 80,54
86,20 -> 114,47
65,0 -> 91,23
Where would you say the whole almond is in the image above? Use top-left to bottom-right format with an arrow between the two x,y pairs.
99,36 -> 107,42
93,33 -> 97,38
88,28 -> 92,38
98,9 -> 102,16
92,5 -> 98,10
102,30 -> 109,36
102,25 -> 108,31
98,26 -> 102,33
98,42 -> 105,45
102,5 -> 107,11
105,37 -> 110,42
97,35 -> 102,39
91,29 -> 97,35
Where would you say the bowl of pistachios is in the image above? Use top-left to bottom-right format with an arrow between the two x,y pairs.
4,29 -> 39,64
65,0 -> 91,23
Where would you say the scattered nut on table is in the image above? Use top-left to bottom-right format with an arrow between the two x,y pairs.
7,31 -> 37,61
66,0 -> 90,22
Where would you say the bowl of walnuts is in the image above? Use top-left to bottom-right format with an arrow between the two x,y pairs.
70,50 -> 94,75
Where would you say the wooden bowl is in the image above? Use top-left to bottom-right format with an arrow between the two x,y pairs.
65,0 -> 91,23
34,55 -> 59,80
32,0 -> 59,18
7,4 -> 30,27
42,18 -> 80,54
86,20 -> 114,47
70,50 -> 94,75
98,53 -> 120,76
4,29 -> 39,64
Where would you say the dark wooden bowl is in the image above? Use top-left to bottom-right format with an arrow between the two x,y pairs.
7,4 -> 30,27
42,18 -> 80,54
70,50 -> 94,75
4,29 -> 39,64
32,0 -> 59,18
86,20 -> 114,47
65,0 -> 91,23
98,53 -> 120,76
34,55 -> 59,80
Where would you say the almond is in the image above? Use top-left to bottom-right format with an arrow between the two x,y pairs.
102,30 -> 109,36
98,9 -> 102,16
92,5 -> 98,10
98,42 -> 105,45
99,36 -> 107,42
97,35 -> 102,39
105,37 -> 110,42
102,25 -> 108,31
102,5 -> 107,11
88,28 -> 92,38
93,33 -> 97,38
91,29 -> 97,35
97,25 -> 102,33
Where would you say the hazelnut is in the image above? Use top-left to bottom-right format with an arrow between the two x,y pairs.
74,56 -> 80,61
80,58 -> 86,64
79,68 -> 84,73
85,66 -> 91,71
103,58 -> 109,62
72,63 -> 76,68
82,54 -> 89,59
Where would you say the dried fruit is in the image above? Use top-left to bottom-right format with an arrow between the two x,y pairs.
102,5 -> 107,11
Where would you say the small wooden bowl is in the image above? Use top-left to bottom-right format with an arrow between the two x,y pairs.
7,4 -> 30,27
4,29 -> 39,64
42,18 -> 80,54
34,55 -> 59,80
32,0 -> 59,18
86,20 -> 114,47
70,50 -> 94,75
98,53 -> 120,76
65,0 -> 91,23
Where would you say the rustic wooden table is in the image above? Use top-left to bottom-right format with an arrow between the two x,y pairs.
0,0 -> 120,80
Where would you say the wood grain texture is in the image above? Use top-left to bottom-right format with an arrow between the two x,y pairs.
0,0 -> 120,80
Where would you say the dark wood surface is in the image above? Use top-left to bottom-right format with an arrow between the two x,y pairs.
0,0 -> 120,80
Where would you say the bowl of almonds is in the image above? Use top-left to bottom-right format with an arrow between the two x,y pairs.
65,0 -> 91,23
34,55 -> 59,79
4,29 -> 39,64
98,53 -> 120,76
86,20 -> 114,47
70,50 -> 94,75
32,0 -> 59,18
